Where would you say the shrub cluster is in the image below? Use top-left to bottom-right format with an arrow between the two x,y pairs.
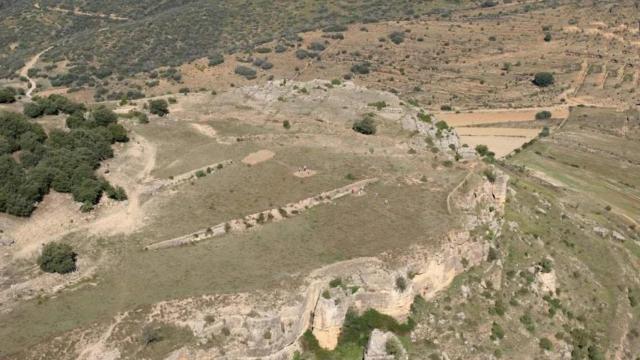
0,102 -> 128,216
23,94 -> 86,118
0,87 -> 18,103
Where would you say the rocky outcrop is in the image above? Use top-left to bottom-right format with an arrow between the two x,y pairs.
365,329 -> 407,360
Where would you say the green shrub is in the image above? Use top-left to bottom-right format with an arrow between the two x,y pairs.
539,126 -> 550,137
234,65 -> 257,80
368,101 -> 387,110
105,185 -> 127,201
295,49 -> 313,60
490,322 -> 504,340
23,102 -> 45,118
539,337 -> 552,350
339,308 -> 415,347
0,87 -> 16,103
208,53 -> 224,67
388,31 -> 406,44
37,242 -> 77,274
148,99 -> 169,116
351,62 -> 371,75
255,47 -> 272,53
520,312 -> 535,332
543,33 -> 552,42
395,276 -> 407,292
323,24 -> 348,32
283,120 -> 291,129
308,42 -> 326,51
435,120 -> 449,131
329,278 -> 343,288
385,338 -> 403,357
484,169 -> 497,183
533,72 -> 554,87
92,106 -> 118,126
535,111 -> 552,120
352,116 -> 377,135
417,112 -> 432,123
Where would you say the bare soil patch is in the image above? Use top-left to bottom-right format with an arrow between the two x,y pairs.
242,149 -> 275,165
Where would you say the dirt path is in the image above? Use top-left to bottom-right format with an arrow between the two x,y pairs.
35,3 -> 129,21
19,47 -> 52,98
88,133 -> 157,237
77,312 -> 127,360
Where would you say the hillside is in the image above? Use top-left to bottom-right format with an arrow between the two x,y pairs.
1,0 -> 639,359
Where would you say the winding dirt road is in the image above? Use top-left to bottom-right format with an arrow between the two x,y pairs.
19,47 -> 52,98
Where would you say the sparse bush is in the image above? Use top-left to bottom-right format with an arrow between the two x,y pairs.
352,116 -> 377,135
385,338 -> 403,357
208,53 -> 225,67
388,31 -> 405,44
283,120 -> 291,129
141,326 -> 162,345
539,126 -> 550,137
487,247 -> 499,261
540,258 -> 553,273
329,278 -> 343,288
544,33 -> 552,42
484,169 -> 497,183
490,322 -> 504,340
395,276 -> 407,292
351,62 -> 371,75
308,42 -> 326,51
520,312 -> 535,332
368,101 -> 387,110
37,242 -> 77,274
295,49 -> 313,60
539,337 -> 552,350
417,112 -> 432,123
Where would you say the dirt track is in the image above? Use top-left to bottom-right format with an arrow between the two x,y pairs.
19,47 -> 52,98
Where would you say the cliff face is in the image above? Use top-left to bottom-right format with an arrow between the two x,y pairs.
69,166 -> 508,360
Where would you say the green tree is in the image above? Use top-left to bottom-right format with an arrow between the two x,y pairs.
23,102 -> 45,118
38,242 -> 77,274
91,106 -> 118,126
533,72 -> 554,87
